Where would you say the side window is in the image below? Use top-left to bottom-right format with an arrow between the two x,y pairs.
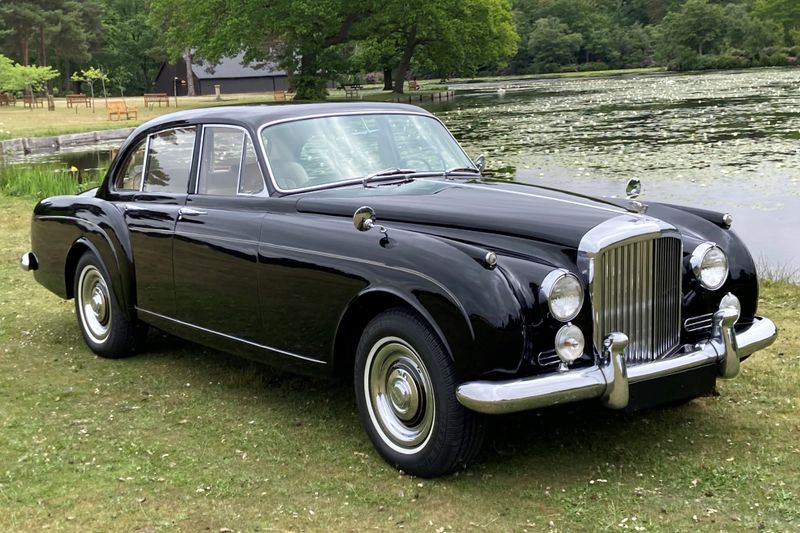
196,126 -> 265,196
197,127 -> 244,195
143,127 -> 196,193
113,139 -> 146,190
239,136 -> 264,194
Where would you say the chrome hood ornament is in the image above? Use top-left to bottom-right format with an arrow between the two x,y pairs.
625,178 -> 648,215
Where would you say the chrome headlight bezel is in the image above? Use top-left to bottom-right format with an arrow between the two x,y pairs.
540,269 -> 584,322
690,242 -> 729,290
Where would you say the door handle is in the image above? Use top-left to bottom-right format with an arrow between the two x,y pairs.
124,203 -> 146,211
179,207 -> 207,217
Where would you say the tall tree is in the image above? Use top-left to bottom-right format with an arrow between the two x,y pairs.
100,0 -> 165,94
149,0 -> 375,100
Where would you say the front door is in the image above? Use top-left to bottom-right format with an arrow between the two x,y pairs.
115,126 -> 197,317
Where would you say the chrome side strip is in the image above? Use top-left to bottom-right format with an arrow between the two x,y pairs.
135,308 -> 327,365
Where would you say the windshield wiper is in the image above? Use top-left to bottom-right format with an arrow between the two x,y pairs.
361,168 -> 416,188
443,166 -> 481,180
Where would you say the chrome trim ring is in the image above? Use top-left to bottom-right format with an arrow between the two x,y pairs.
364,336 -> 435,454
540,268 -> 584,322
77,265 -> 112,344
690,242 -> 728,290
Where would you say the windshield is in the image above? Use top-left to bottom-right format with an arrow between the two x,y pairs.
260,113 -> 475,191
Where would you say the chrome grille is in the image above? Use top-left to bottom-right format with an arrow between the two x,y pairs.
592,236 -> 682,365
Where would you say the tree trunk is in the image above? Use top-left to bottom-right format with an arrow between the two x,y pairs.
19,27 -> 29,66
383,67 -> 393,91
292,52 -> 328,100
184,49 -> 196,97
392,24 -> 418,95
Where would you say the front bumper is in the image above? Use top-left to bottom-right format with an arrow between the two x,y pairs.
456,310 -> 778,414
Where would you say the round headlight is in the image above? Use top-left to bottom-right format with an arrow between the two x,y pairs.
690,243 -> 728,290
541,269 -> 584,322
555,324 -> 585,363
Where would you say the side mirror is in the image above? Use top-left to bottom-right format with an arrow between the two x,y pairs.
626,178 -> 641,200
353,206 -> 389,238
473,154 -> 486,172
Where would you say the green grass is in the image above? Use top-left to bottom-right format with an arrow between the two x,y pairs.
0,166 -> 100,198
0,194 -> 797,531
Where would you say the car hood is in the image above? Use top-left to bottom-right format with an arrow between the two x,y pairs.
295,179 -> 630,250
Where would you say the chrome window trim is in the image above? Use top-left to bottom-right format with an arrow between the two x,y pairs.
255,111 -> 477,195
110,136 -> 149,193
194,123 -> 267,197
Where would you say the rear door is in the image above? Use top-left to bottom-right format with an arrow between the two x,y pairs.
173,125 -> 266,341
116,126 -> 197,317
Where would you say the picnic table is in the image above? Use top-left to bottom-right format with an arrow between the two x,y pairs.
23,95 -> 44,109
0,93 -> 16,106
144,93 -> 170,108
342,84 -> 363,98
107,100 -> 138,121
66,94 -> 91,108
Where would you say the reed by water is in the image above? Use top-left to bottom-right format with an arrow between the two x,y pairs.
0,165 -> 100,198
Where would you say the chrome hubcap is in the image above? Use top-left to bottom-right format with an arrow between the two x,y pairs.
78,265 -> 111,343
365,337 -> 435,454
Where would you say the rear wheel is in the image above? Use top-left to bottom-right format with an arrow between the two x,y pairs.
74,251 -> 146,358
354,308 -> 485,477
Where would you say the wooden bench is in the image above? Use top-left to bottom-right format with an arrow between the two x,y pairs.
273,90 -> 288,102
23,95 -> 44,109
0,93 -> 16,106
107,101 -> 138,121
144,93 -> 170,108
66,94 -> 90,108
408,80 -> 421,91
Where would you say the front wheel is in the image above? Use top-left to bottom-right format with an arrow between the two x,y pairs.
354,308 -> 485,477
74,251 -> 146,358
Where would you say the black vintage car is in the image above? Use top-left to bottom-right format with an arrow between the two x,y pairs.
22,103 -> 777,477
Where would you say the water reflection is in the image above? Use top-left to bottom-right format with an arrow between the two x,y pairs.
434,68 -> 800,276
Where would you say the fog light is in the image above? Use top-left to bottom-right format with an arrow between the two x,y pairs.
719,292 -> 741,322
555,324 -> 585,366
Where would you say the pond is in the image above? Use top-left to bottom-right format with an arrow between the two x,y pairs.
434,68 -> 800,278
5,68 -> 799,277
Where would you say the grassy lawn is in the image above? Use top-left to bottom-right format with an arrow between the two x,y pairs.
0,86 -> 447,142
0,194 -> 797,531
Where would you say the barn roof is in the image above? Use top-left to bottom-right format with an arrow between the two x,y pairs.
192,52 -> 287,79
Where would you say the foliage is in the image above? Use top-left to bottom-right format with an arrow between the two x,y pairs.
526,17 -> 583,72
0,166 -> 99,197
0,53 -> 58,94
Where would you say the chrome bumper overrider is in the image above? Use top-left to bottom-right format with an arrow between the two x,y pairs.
20,252 -> 38,271
456,310 -> 778,414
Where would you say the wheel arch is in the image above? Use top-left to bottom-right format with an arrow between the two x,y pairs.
64,236 -> 135,321
332,287 -> 462,380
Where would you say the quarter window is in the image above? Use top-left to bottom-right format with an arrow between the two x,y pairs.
143,127 -> 196,193
114,140 -> 146,190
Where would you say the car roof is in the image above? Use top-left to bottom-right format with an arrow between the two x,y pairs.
132,102 -> 433,134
